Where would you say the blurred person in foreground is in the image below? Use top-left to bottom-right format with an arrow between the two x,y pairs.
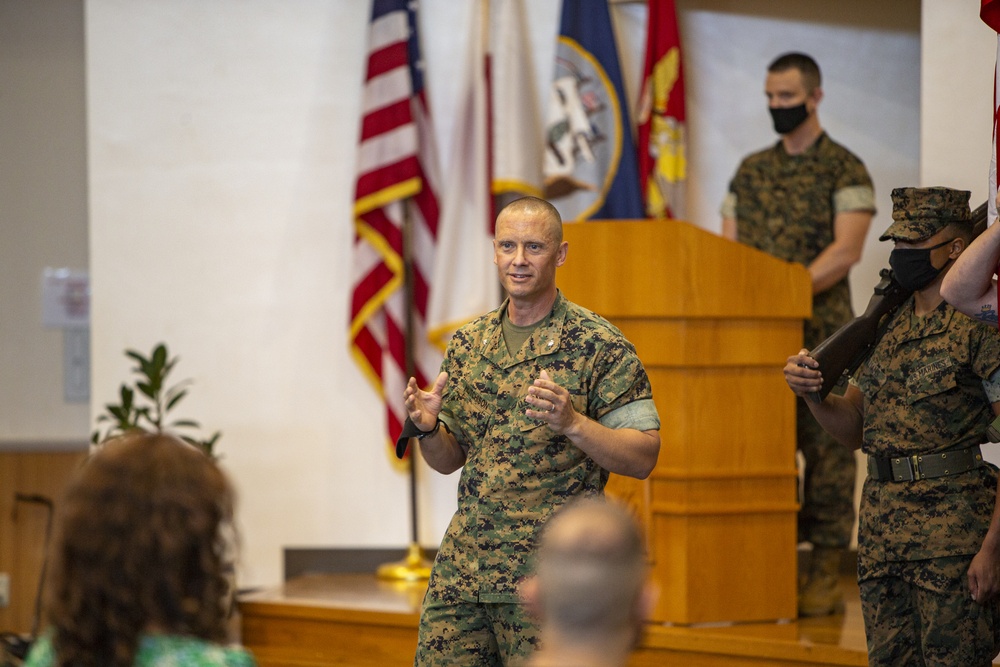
24,431 -> 256,667
520,497 -> 654,667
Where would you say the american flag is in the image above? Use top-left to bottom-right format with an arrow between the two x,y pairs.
351,0 -> 441,450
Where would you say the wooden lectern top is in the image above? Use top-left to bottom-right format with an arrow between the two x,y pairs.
558,219 -> 812,320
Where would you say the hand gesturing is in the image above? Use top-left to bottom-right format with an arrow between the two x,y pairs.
403,371 -> 448,431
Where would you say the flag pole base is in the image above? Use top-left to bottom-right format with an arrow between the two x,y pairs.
376,543 -> 433,582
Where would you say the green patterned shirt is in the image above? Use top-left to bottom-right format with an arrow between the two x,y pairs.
24,633 -> 256,667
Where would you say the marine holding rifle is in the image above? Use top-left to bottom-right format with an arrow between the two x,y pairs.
784,186 -> 1000,666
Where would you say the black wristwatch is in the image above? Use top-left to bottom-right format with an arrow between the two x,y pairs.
416,418 -> 442,440
395,417 -> 445,459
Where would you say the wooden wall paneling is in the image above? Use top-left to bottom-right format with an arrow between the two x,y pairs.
0,449 -> 86,634
0,453 -> 15,633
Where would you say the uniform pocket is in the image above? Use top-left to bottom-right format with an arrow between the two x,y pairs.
904,366 -> 956,405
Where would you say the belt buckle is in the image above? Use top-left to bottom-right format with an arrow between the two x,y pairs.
906,454 -> 922,481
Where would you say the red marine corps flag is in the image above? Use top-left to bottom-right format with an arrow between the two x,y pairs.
636,0 -> 687,220
983,0 -> 1000,311
983,0 -> 1000,226
351,0 -> 442,453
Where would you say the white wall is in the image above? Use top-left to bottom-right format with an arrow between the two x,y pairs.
83,0 -> 993,587
86,0 -> 386,587
922,0 -> 997,198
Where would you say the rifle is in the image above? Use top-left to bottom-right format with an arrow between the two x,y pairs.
805,200 -> 988,403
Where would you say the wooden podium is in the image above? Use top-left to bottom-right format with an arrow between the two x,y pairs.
558,219 -> 812,626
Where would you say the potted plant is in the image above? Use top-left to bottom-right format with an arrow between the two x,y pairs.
91,343 -> 221,456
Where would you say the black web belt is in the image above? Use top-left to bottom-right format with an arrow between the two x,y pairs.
867,445 -> 984,482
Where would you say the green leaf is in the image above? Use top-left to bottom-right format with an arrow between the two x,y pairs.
137,382 -> 155,399
203,432 -> 222,458
135,407 -> 152,427
165,390 -> 187,411
152,344 -> 168,370
125,349 -> 147,365
164,385 -> 187,412
163,380 -> 186,398
170,419 -> 200,429
126,350 -> 153,379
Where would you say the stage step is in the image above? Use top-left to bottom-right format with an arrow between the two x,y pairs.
239,573 -> 868,666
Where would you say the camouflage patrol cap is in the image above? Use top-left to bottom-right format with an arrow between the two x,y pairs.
879,186 -> 972,242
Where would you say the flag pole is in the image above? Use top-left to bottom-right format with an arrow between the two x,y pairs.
377,200 -> 433,582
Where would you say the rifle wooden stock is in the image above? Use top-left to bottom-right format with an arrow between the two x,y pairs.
805,200 -> 988,403
806,270 -> 909,402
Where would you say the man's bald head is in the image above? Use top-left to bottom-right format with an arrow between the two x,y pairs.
533,498 -> 648,640
496,196 -> 564,242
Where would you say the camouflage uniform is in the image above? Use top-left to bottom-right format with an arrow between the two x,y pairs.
723,132 -> 876,548
851,187 -> 1000,665
854,298 -> 1000,666
415,292 -> 660,666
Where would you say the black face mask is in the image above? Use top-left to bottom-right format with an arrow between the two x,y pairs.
769,103 -> 809,134
888,238 -> 954,292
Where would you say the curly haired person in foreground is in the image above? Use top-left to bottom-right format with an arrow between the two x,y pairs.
24,431 -> 256,667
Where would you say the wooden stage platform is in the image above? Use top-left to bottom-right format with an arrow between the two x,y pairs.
238,573 -> 868,666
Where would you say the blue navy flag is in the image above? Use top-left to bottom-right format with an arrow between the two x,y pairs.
544,0 -> 644,220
